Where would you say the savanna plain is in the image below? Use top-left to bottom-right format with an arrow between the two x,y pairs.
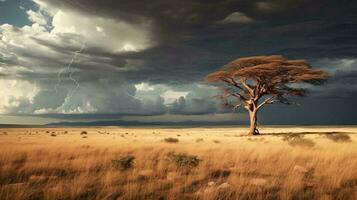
0,126 -> 356,200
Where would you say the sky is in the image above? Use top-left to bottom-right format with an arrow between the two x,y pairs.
0,0 -> 357,125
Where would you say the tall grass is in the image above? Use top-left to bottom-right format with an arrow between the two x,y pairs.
0,127 -> 356,200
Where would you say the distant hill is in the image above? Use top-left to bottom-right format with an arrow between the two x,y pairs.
46,120 -> 242,127
0,124 -> 44,128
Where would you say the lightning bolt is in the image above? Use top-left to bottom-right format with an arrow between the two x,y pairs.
55,43 -> 85,100
67,43 -> 85,99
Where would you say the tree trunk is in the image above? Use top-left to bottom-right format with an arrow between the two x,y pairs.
248,109 -> 259,135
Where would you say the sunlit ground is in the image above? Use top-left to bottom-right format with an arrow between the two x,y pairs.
0,126 -> 356,200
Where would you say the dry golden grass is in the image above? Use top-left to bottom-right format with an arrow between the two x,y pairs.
0,126 -> 357,200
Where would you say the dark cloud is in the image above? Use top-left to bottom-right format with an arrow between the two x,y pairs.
259,97 -> 357,125
37,0 -> 357,25
25,0 -> 357,85
0,0 -> 357,124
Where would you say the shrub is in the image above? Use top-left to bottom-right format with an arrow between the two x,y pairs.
196,138 -> 204,142
325,133 -> 351,143
283,134 -> 315,148
164,137 -> 179,143
112,155 -> 135,171
167,152 -> 200,168
50,133 -> 56,137
80,131 -> 88,135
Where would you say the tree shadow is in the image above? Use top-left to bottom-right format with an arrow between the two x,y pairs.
262,131 -> 354,136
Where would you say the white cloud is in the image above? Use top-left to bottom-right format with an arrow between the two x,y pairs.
162,90 -> 190,104
96,26 -> 103,33
0,0 -> 157,115
26,10 -> 47,26
0,80 -> 39,114
34,99 -> 97,114
218,12 -> 254,24
50,9 -> 154,53
135,82 -> 155,91
314,58 -> 357,74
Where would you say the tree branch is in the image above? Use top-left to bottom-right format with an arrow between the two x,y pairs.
219,86 -> 248,101
233,103 -> 242,110
231,92 -> 247,101
257,95 -> 277,110
229,78 -> 244,90
240,78 -> 254,97
218,95 -> 244,111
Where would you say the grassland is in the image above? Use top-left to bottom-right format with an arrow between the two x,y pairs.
0,126 -> 356,200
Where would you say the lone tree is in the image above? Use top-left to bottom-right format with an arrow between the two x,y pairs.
205,55 -> 328,135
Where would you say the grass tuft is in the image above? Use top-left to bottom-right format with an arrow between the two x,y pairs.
112,155 -> 135,171
167,152 -> 200,168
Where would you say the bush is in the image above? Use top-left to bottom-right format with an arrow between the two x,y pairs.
164,137 -> 179,143
283,134 -> 315,148
167,152 -> 200,168
50,133 -> 56,137
196,138 -> 204,142
325,133 -> 351,143
80,131 -> 88,135
112,155 -> 135,171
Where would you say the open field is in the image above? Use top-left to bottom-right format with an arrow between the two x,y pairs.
0,126 -> 356,200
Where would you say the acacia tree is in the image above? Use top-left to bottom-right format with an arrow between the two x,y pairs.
205,55 -> 328,135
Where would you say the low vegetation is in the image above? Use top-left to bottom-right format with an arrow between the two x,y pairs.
282,134 -> 315,148
196,138 -> 204,142
80,131 -> 88,135
325,133 -> 351,143
164,137 -> 179,143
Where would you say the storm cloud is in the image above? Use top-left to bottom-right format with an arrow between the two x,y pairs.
0,0 -> 357,124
